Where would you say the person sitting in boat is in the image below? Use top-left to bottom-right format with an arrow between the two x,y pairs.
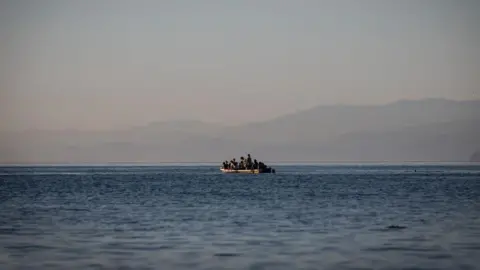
230,158 -> 237,169
246,154 -> 253,169
239,157 -> 246,169
253,159 -> 259,170
259,162 -> 266,170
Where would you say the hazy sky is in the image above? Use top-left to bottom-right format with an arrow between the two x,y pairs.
1,0 -> 479,130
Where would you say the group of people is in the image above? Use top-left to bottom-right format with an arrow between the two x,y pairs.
222,153 -> 269,171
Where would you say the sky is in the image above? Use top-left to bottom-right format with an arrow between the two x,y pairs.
1,0 -> 479,131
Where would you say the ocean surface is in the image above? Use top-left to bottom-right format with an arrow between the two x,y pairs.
1,164 -> 479,270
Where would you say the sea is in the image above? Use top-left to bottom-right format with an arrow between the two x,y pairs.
0,164 -> 479,270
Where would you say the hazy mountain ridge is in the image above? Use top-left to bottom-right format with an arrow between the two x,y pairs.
217,98 -> 480,144
471,151 -> 480,162
1,98 -> 479,163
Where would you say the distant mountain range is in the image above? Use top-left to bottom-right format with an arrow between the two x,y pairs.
471,150 -> 480,162
1,98 -> 479,164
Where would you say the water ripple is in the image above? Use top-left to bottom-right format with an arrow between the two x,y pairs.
1,164 -> 479,270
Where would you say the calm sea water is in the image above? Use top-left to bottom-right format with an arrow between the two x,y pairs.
1,164 -> 479,270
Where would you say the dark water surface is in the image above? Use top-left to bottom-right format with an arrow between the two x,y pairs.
1,164 -> 479,270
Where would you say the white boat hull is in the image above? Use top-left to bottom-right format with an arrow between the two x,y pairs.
220,168 -> 275,174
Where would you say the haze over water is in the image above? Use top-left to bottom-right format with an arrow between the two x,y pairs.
1,164 -> 479,269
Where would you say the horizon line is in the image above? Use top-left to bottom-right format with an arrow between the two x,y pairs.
0,161 -> 477,167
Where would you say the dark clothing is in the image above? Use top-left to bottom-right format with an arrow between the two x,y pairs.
246,155 -> 252,169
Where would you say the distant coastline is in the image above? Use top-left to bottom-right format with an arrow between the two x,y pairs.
1,98 -> 479,164
470,151 -> 480,162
